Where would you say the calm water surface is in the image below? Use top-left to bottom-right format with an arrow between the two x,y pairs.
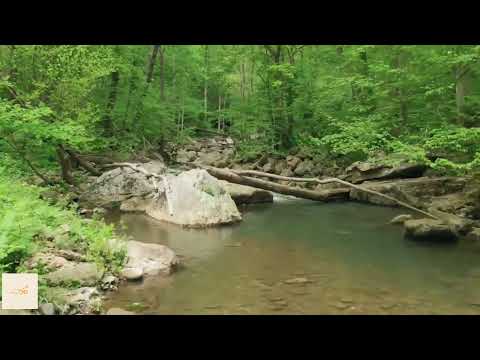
104,197 -> 480,314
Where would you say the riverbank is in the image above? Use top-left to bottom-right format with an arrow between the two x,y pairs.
3,134 -> 480,315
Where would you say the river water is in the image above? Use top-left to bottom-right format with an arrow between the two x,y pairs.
103,197 -> 480,314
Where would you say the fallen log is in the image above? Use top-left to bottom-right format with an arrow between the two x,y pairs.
64,147 -> 101,176
230,169 -> 438,220
183,164 -> 349,202
180,163 -> 438,220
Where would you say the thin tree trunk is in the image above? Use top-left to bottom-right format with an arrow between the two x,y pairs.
134,45 -> 160,123
56,146 -> 75,185
204,45 -> 209,122
159,45 -> 165,102
64,148 -> 101,176
456,66 -> 472,125
103,70 -> 119,136
217,95 -> 222,131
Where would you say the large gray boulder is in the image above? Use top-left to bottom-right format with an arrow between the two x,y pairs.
294,160 -> 314,177
286,155 -> 302,171
83,163 -> 242,227
344,161 -> 427,184
122,240 -> 179,277
403,218 -> 458,242
196,151 -> 223,166
219,180 -> 273,205
176,149 -> 197,163
146,169 -> 242,227
79,161 -> 166,209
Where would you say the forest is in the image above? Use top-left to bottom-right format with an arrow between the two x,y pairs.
2,45 -> 480,315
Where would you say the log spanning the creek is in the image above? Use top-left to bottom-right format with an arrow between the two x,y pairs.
181,163 -> 439,220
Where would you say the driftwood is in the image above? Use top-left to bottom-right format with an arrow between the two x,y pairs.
181,163 -> 438,220
64,147 -> 101,176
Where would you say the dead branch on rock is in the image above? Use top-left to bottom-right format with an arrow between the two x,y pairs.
231,169 -> 439,220
179,162 -> 438,220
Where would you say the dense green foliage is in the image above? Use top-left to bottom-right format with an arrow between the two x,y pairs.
2,45 -> 480,282
2,45 -> 480,174
0,154 -> 125,278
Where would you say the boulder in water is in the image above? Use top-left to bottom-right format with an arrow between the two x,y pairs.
403,218 -> 458,242
124,240 -> 179,276
146,169 -> 242,227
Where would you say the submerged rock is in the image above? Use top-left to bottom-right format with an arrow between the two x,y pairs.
403,218 -> 458,242
219,180 -> 273,205
427,208 -> 474,236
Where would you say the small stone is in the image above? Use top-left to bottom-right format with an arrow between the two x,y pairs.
390,214 -> 412,225
120,267 -> 144,281
284,277 -> 312,285
225,242 -> 242,247
380,304 -> 396,310
39,303 -> 56,315
102,274 -> 118,285
332,303 -> 350,310
268,297 -> 285,303
106,308 -> 135,315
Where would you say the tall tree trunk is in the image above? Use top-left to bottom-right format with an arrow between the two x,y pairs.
456,66 -> 472,126
56,146 -> 75,185
103,70 -> 119,136
159,45 -> 166,102
134,45 -> 160,124
203,45 -> 209,123
217,95 -> 222,131
395,51 -> 408,127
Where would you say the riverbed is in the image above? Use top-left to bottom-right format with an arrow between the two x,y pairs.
103,198 -> 480,314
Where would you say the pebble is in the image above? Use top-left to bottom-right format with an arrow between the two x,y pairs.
332,302 -> 351,310
120,267 -> 144,281
380,304 -> 396,310
284,277 -> 312,285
